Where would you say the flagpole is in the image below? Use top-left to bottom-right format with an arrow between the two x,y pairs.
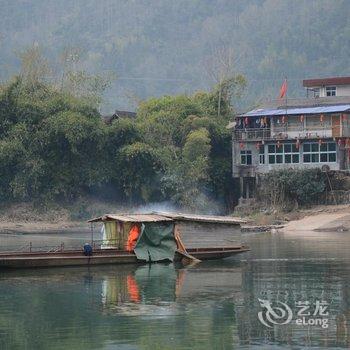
285,76 -> 288,132
278,77 -> 288,132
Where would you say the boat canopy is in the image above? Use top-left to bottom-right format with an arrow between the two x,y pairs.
154,212 -> 246,224
88,212 -> 245,225
89,212 -> 245,263
88,213 -> 173,223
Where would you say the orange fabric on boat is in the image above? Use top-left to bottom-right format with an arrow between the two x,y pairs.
126,275 -> 140,302
126,224 -> 141,252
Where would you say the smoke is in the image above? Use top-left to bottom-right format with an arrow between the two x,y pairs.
130,197 -> 225,215
131,201 -> 179,214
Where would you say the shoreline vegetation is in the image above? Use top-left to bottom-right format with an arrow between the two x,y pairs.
0,47 -> 246,214
2,50 -> 350,227
1,202 -> 350,235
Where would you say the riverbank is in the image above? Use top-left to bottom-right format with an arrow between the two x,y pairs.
1,202 -> 350,234
242,204 -> 350,233
0,200 -> 180,234
282,204 -> 350,232
0,201 -> 115,234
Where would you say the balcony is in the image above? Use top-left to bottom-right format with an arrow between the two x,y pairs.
234,128 -> 271,141
234,124 -> 342,141
273,124 -> 340,139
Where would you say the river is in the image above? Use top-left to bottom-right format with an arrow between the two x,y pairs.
0,228 -> 349,349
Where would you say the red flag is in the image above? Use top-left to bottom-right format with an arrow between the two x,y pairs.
279,79 -> 287,99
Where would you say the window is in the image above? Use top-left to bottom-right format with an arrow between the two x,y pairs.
284,143 -> 300,163
240,150 -> 252,165
314,88 -> 320,98
326,86 -> 336,97
259,145 -> 265,164
268,143 -> 299,164
303,142 -> 336,163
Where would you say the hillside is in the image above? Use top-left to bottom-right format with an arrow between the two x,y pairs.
0,0 -> 349,112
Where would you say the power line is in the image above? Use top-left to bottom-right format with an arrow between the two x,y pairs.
116,77 -> 192,82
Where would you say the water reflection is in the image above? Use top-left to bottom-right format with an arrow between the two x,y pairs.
0,230 -> 350,349
236,260 -> 350,349
0,263 -> 242,350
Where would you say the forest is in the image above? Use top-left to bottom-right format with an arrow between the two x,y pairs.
0,47 -> 246,213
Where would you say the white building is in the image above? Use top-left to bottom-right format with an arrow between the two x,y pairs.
230,76 -> 350,200
303,76 -> 350,98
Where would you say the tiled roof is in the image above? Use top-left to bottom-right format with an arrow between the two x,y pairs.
239,104 -> 350,118
303,77 -> 350,87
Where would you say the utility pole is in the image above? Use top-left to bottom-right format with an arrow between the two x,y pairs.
218,78 -> 222,118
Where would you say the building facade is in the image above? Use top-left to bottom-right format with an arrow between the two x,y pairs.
231,77 -> 350,200
303,76 -> 350,98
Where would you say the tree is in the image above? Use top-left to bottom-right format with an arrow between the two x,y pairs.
63,70 -> 114,106
0,55 -> 246,212
136,78 -> 245,211
183,128 -> 211,162
167,128 -> 211,210
0,76 -> 106,202
115,142 -> 163,203
18,45 -> 51,89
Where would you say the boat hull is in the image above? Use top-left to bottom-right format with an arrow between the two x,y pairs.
0,246 -> 249,268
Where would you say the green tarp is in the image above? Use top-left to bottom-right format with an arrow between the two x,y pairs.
134,264 -> 177,301
134,222 -> 177,262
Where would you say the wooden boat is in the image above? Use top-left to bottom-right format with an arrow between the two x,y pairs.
0,212 -> 249,268
0,246 -> 249,268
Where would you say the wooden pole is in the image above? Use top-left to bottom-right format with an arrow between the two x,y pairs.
218,78 -> 222,118
326,171 -> 337,205
90,223 -> 94,245
174,224 -> 201,263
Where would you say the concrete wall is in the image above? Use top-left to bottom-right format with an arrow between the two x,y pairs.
233,140 -> 344,177
255,159 -> 341,174
308,84 -> 350,97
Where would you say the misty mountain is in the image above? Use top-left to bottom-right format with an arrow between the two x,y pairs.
0,0 -> 349,112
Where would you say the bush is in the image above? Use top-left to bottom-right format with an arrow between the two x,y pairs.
258,168 -> 327,208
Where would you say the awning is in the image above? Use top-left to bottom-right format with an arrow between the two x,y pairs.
88,213 -> 173,223
154,212 -> 246,225
88,212 -> 245,225
238,104 -> 350,118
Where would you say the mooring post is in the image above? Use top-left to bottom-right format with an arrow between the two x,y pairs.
90,223 -> 94,245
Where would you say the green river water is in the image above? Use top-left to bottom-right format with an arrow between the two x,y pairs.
0,229 -> 349,349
